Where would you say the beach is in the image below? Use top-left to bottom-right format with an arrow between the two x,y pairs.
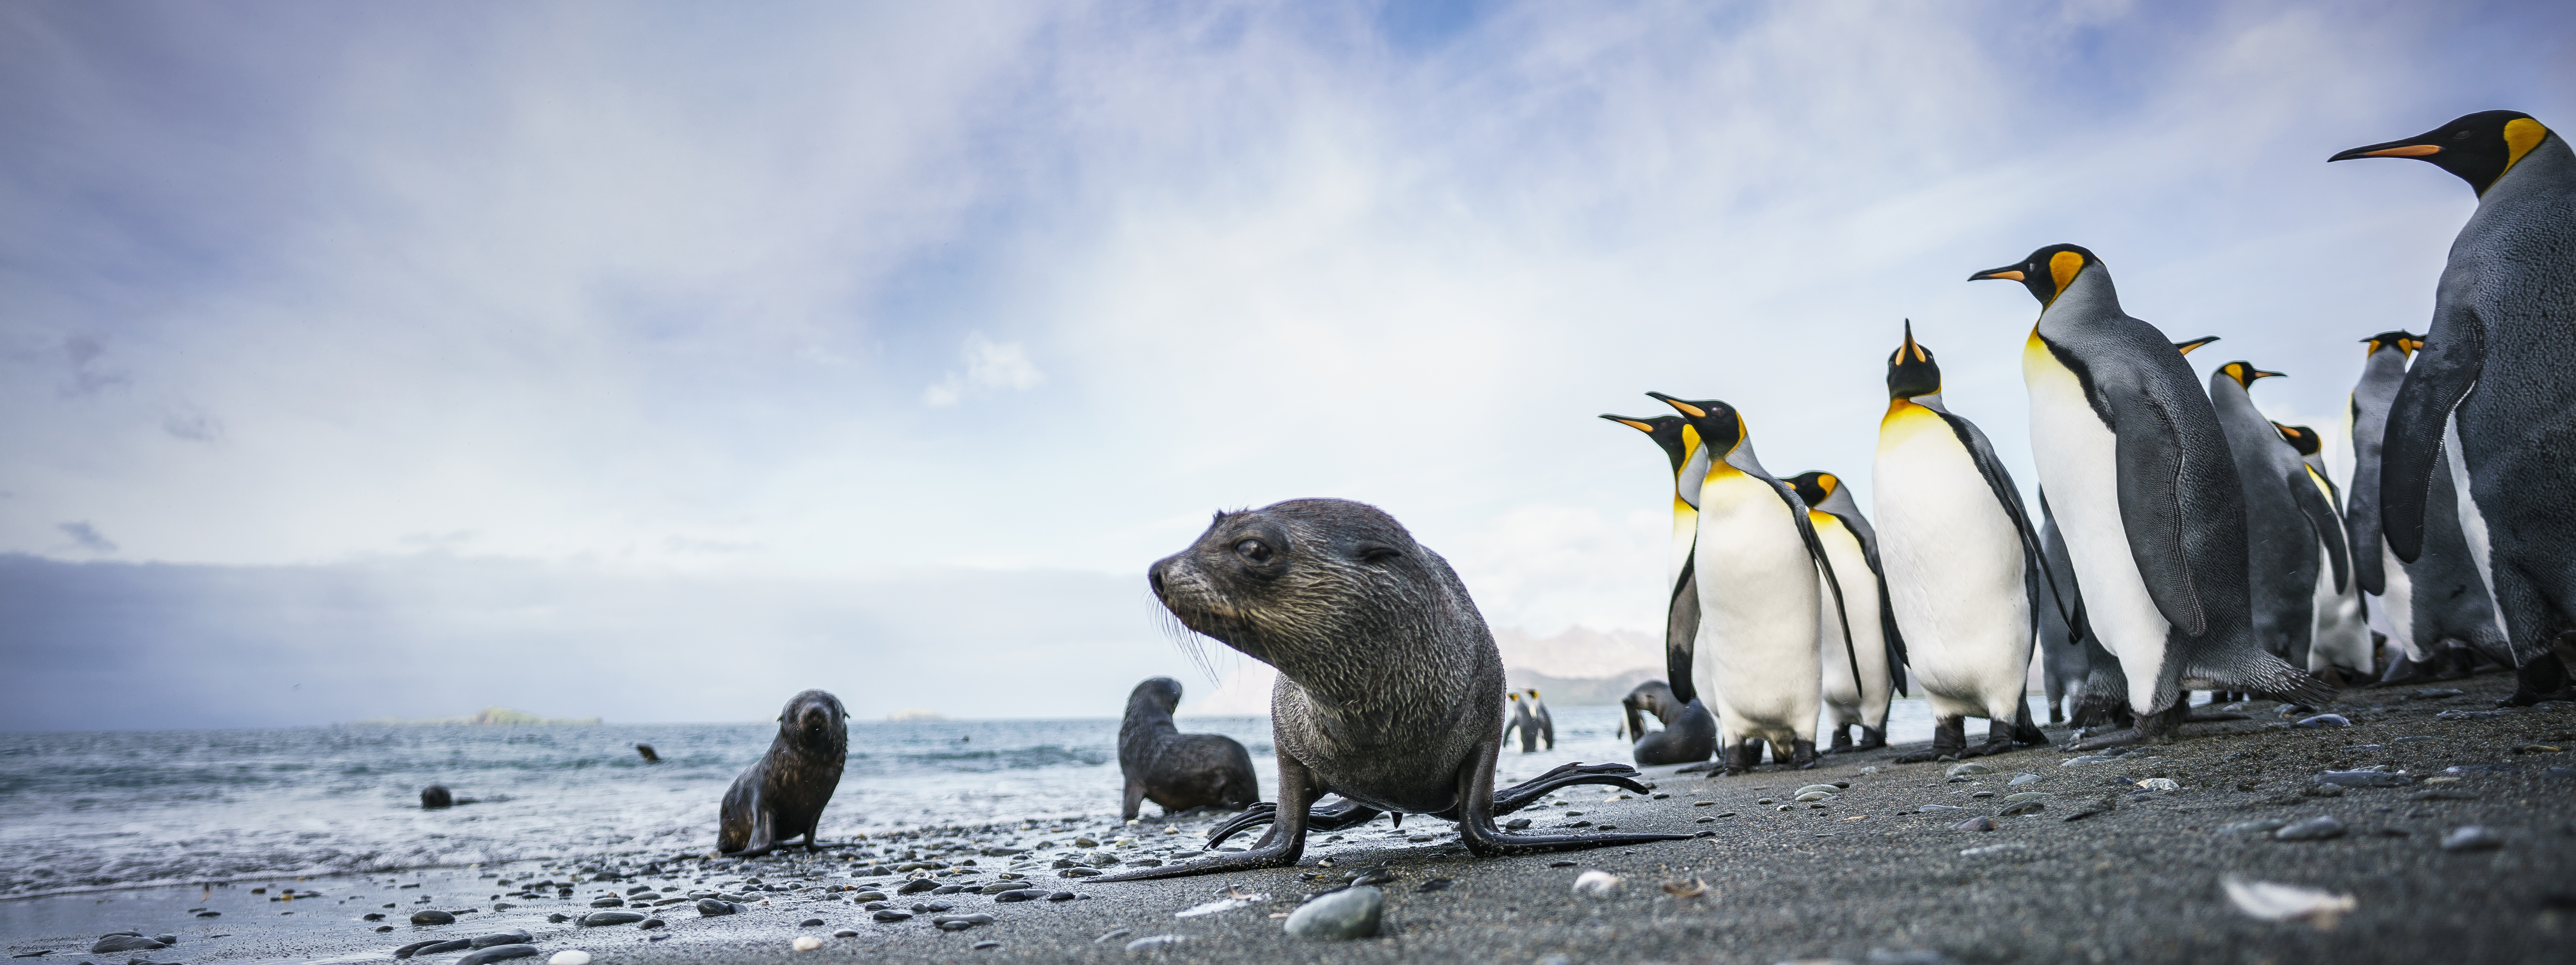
4,675 -> 2568,964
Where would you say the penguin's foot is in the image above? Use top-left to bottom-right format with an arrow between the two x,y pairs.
2182,712 -> 2249,723
1893,716 -> 1970,764
1715,741 -> 1761,776
1789,739 -> 1819,769
1827,728 -> 1853,753
1889,748 -> 1943,764
1958,737 -> 2017,758
1854,726 -> 1887,751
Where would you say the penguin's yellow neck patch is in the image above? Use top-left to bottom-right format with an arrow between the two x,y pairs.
2503,118 -> 2548,176
2048,251 -> 2084,302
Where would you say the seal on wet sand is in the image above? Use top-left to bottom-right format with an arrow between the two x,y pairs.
1619,680 -> 1716,766
1104,498 -> 1691,881
716,689 -> 848,857
1118,677 -> 1259,819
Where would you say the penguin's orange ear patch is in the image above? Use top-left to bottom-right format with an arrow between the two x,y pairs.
2048,250 -> 2085,297
2504,118 -> 2548,172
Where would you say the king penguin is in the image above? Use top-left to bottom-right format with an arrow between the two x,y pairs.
2206,362 -> 2351,674
1522,689 -> 1555,750
2036,498 -> 2093,724
1788,470 -> 1906,752
2342,331 -> 2511,682
1648,392 -> 1853,772
2275,423 -> 2372,682
2334,110 -> 2576,705
1972,244 -> 2333,745
1600,414 -> 1720,720
1874,322 -> 2050,760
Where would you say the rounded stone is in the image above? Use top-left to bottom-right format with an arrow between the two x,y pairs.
793,936 -> 823,951
457,945 -> 539,965
410,910 -> 457,926
2441,825 -> 2504,852
2274,815 -> 2348,841
1944,762 -> 1994,777
471,931 -> 533,948
873,909 -> 913,922
1284,885 -> 1383,940
1951,816 -> 1997,832
547,952 -> 591,965
695,899 -> 739,917
581,911 -> 646,927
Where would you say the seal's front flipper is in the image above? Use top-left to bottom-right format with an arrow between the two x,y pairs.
1106,756 -> 1321,882
1490,762 -> 1652,814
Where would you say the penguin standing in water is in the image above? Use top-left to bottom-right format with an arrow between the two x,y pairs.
2206,362 -> 2351,673
1522,689 -> 1555,750
1600,413 -> 1724,728
1872,323 -> 2049,761
1972,244 -> 2333,745
1788,471 -> 1906,752
2334,110 -> 2576,705
1502,692 -> 1540,753
2343,332 -> 2512,682
1648,392 -> 1853,772
2276,423 -> 2373,682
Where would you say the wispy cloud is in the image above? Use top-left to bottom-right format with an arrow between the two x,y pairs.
55,522 -> 114,554
923,332 -> 1046,407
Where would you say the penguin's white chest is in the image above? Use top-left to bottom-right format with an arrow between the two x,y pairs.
2022,335 -> 2168,713
1873,403 -> 2031,715
1692,468 -> 1820,737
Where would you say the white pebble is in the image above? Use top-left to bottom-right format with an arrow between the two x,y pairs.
547,953 -> 591,965
793,936 -> 823,951
1572,870 -> 1621,898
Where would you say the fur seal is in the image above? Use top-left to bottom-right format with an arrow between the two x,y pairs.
716,689 -> 848,857
1118,677 -> 1260,819
1618,680 -> 1716,765
634,744 -> 660,763
420,785 -> 454,809
1110,498 -> 1690,881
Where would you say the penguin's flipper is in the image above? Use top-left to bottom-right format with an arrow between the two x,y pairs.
2380,314 -> 2486,563
2290,467 -> 2354,593
1828,505 -> 1911,696
2037,490 -> 2094,646
1665,562 -> 1700,705
1766,478 -> 1862,692
1936,411 -> 2078,642
2109,395 -> 2214,637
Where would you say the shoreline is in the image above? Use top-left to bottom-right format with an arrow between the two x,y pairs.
6,675 -> 2569,963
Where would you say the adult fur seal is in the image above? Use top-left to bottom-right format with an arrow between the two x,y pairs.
1618,680 -> 1716,766
1118,677 -> 1259,819
716,689 -> 848,857
1109,499 -> 1690,881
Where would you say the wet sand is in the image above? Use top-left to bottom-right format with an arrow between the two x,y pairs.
7,674 -> 2569,964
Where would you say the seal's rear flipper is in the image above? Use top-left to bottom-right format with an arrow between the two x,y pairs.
1202,799 -> 1383,849
1490,762 -> 1653,814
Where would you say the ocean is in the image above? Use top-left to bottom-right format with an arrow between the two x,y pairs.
0,698 -> 2038,902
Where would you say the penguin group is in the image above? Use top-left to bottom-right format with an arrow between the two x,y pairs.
1600,110 -> 2574,772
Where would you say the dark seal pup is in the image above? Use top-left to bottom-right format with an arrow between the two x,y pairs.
1101,498 -> 1691,882
1118,677 -> 1259,819
1618,680 -> 1716,766
716,689 -> 848,857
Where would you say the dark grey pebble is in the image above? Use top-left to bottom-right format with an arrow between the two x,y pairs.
897,879 -> 940,894
849,890 -> 888,902
1047,891 -> 1077,901
1952,817 -> 1997,832
638,918 -> 664,930
2442,825 -> 2505,852
469,931 -> 532,948
933,914 -> 999,926
410,910 -> 457,926
912,902 -> 954,913
1504,818 -> 1532,830
939,920 -> 976,932
581,911 -> 645,927
874,909 -> 914,922
376,926 -> 395,933
2294,714 -> 2351,728
2275,815 -> 2348,841
864,901 -> 892,911
2317,769 -> 2412,787
1918,805 -> 1964,813
196,911 -> 220,918
1095,928 -> 1133,943
933,884 -> 968,895
972,940 -> 1001,950
394,940 -> 444,959
546,913 -> 570,924
588,897 -> 624,908
992,889 -> 1046,903
1284,885 -> 1383,940
1060,868 -> 1102,878
799,917 -> 825,927
695,899 -> 737,916
1350,868 -> 1396,886
364,913 -> 385,921
834,930 -> 860,937
1548,861 -> 1577,868
457,945 -> 539,965
1417,878 -> 1454,892
415,940 -> 474,956
2000,801 -> 2045,817
978,881 -> 1023,895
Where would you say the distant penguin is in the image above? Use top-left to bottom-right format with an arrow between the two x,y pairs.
2035,498 -> 2091,724
2347,332 -> 2514,683
2346,332 -> 2424,661
1872,322 -> 2047,761
1649,392 -> 1853,772
2275,423 -> 2372,681
1600,413 -> 1714,710
2172,335 -> 2221,356
2206,362 -> 2351,672
1617,679 -> 1716,765
1503,691 -> 1541,753
1787,470 -> 1904,752
1523,689 -> 1555,750
1973,244 -> 2333,744
2334,110 -> 2575,704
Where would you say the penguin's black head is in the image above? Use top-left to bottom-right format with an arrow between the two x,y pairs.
2215,361 -> 2284,390
1885,320 -> 1941,400
1788,471 -> 1841,509
2273,422 -> 2323,458
1969,244 -> 2099,307
2331,110 -> 2551,195
1599,413 -> 1691,473
2361,330 -> 2423,358
2173,335 -> 2221,357
1644,392 -> 1744,456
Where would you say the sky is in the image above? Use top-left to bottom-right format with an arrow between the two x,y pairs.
3,0 -> 2570,730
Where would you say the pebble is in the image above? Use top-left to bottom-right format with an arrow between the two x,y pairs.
588,897 -> 624,908
1796,791 -> 1834,802
834,930 -> 859,937
2441,826 -> 2505,852
2274,816 -> 2348,841
546,953 -> 589,965
897,878 -> 940,894
696,899 -> 739,917
1971,791 -> 1995,799
874,909 -> 913,922
88,937 -> 165,954
799,917 -> 825,926
1999,801 -> 2045,816
1125,934 -> 1188,952
2009,773 -> 2042,786
1945,762 -> 1994,777
546,914 -> 570,924
973,940 -> 1001,950
2317,769 -> 2413,788
416,940 -> 474,956
458,945 -> 539,965
1917,805 -> 1963,813
1794,784 -> 1842,796
1504,818 -> 1532,830
1951,817 -> 1997,832
849,890 -> 887,901
2294,714 -> 2351,728
1285,885 -> 1384,939
581,911 -> 645,927
2305,783 -> 2347,798
471,931 -> 533,948
409,910 -> 458,926
1049,891 -> 1078,901
2062,755 -> 2118,767
2003,792 -> 2049,803
2434,710 -> 2505,721
1572,870 -> 1622,898
912,902 -> 954,913
793,936 -> 823,951
2134,778 -> 2180,792
994,889 -> 1046,902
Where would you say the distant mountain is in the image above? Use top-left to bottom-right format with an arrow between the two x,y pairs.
349,707 -> 600,726
1503,667 -> 1660,706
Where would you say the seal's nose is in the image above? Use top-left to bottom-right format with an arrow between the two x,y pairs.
1147,559 -> 1168,596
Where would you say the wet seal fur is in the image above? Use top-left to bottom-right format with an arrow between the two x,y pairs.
1619,680 -> 1716,765
1103,498 -> 1690,882
717,689 -> 848,856
1118,677 -> 1259,819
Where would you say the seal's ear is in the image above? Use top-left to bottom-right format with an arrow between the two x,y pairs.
1357,543 -> 1404,563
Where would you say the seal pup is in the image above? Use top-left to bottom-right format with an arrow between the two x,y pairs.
2336,110 -> 2576,705
1971,244 -> 2334,747
1118,677 -> 1259,820
420,785 -> 455,809
1522,689 -> 1556,750
1115,499 -> 1689,881
1788,470 -> 1905,752
1617,680 -> 1716,765
1649,393 -> 1853,773
1873,323 -> 2048,761
716,689 -> 848,857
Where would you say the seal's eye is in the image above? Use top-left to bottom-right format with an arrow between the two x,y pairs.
1234,539 -> 1272,563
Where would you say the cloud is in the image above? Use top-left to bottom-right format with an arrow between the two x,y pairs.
923,332 -> 1046,407
160,404 -> 222,442
55,522 -> 114,553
